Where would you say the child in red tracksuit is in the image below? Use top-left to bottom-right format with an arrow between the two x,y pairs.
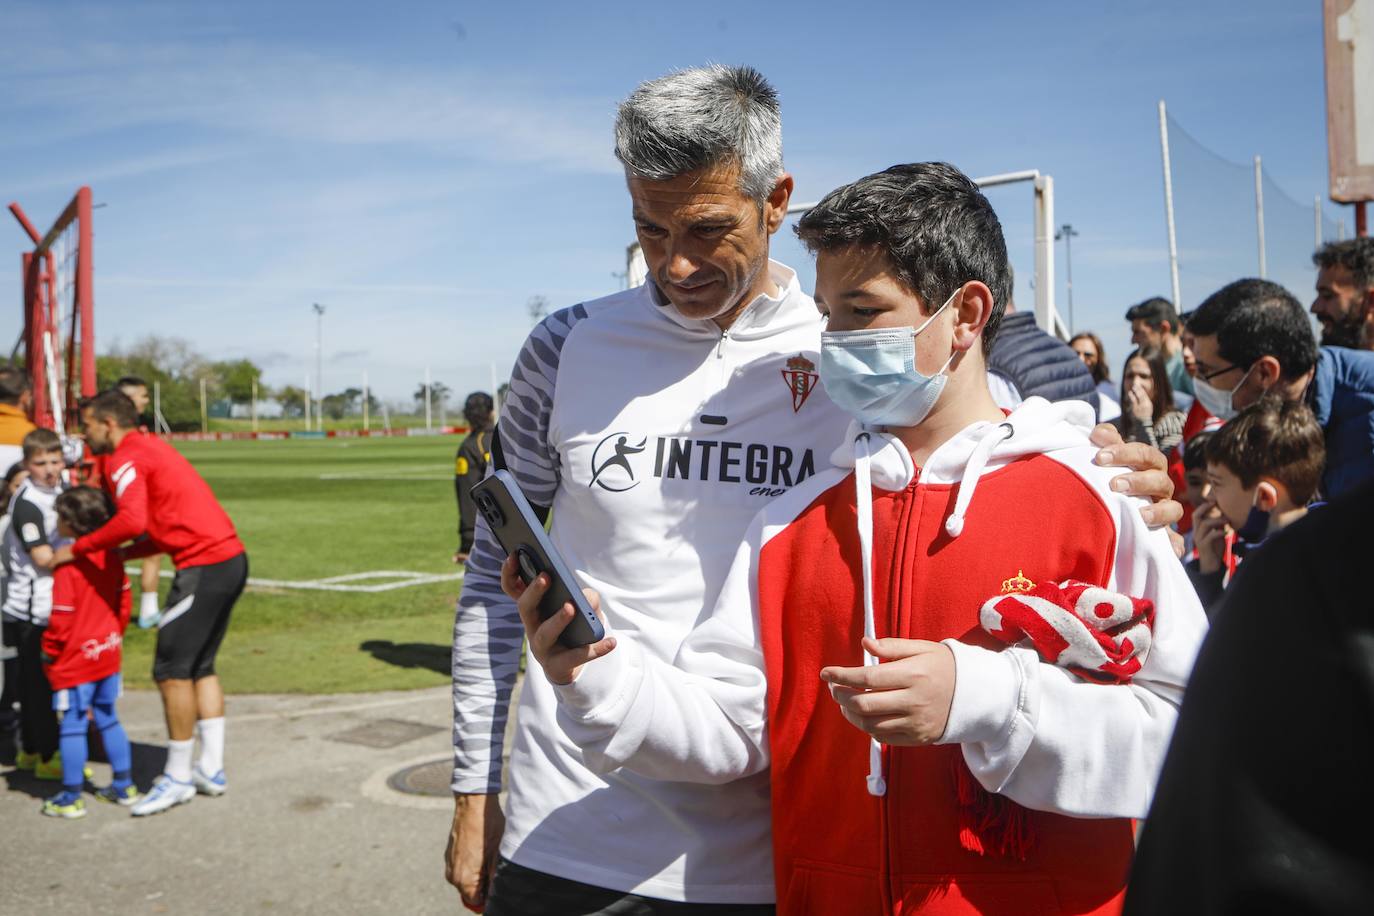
40,487 -> 135,818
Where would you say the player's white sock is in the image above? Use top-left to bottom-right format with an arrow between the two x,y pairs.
139,592 -> 160,628
197,717 -> 225,775
166,739 -> 194,783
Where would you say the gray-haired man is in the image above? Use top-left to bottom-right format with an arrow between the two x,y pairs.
446,65 -> 1179,915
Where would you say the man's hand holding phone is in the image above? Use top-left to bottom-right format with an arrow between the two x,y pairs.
502,556 -> 616,686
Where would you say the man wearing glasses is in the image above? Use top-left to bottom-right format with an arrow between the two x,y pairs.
1186,277 -> 1374,500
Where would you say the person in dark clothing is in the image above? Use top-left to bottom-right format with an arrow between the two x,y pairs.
986,303 -> 1099,415
453,392 -> 495,565
1124,478 -> 1374,915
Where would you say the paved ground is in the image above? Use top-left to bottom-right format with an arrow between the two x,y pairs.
1,684 -> 504,915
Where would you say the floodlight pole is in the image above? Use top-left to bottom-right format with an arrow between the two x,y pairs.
425,366 -> 433,432
1254,156 -> 1267,278
1158,101 -> 1182,310
312,303 -> 326,432
1055,223 -> 1079,334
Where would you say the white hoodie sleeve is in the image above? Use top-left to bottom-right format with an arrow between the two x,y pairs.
939,489 -> 1209,819
548,513 -> 770,784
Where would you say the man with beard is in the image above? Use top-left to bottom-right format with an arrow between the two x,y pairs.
1312,237 -> 1374,350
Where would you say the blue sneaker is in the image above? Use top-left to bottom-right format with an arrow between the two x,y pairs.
42,790 -> 87,819
95,783 -> 141,806
192,766 -> 227,797
130,775 -> 195,817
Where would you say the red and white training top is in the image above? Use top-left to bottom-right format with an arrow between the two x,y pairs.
71,431 -> 243,569
42,549 -> 131,690
551,397 -> 1208,915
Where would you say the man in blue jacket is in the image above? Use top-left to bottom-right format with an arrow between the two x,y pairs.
1186,277 -> 1374,499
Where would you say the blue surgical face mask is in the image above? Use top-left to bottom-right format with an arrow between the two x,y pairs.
819,287 -> 959,428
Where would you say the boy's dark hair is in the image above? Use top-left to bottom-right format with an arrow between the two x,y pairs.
1205,397 -> 1325,505
84,389 -> 140,429
54,486 -> 116,536
21,427 -> 62,461
463,391 -> 495,429
0,367 -> 30,405
1181,430 -> 1214,472
1186,279 -> 1318,381
795,162 -> 1011,356
1312,237 -> 1374,290
1123,346 -> 1177,422
1125,297 -> 1180,333
115,375 -> 148,391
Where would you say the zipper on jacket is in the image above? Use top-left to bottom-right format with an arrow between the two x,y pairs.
880,480 -> 923,913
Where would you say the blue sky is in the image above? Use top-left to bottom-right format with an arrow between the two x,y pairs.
0,0 -> 1346,403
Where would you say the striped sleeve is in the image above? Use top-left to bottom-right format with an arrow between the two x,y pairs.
450,303 -> 589,793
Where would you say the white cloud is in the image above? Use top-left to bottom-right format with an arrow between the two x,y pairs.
0,5 -> 618,177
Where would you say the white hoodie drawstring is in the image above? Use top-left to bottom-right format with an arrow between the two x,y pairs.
852,431 -> 887,797
943,422 -> 1015,539
851,419 -> 1016,798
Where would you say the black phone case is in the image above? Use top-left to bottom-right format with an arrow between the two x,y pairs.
471,470 -> 605,648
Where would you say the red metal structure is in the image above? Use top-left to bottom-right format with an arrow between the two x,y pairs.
8,187 -> 97,430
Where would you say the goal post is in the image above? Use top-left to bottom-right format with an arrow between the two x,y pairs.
8,186 -> 97,431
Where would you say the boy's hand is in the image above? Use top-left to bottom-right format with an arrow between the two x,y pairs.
1090,424 -> 1181,529
1193,499 -> 1229,575
820,637 -> 955,746
501,555 -> 616,686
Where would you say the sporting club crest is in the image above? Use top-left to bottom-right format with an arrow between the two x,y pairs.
781,354 -> 819,413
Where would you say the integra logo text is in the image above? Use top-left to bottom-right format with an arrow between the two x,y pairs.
589,432 -> 816,497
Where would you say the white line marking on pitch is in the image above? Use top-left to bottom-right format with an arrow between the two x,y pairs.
129,567 -> 464,593
318,472 -> 452,481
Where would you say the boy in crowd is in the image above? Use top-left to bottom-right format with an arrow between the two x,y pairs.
510,163 -> 1208,914
40,487 -> 135,818
2,429 -> 69,778
1178,430 -> 1213,558
1189,398 -> 1325,612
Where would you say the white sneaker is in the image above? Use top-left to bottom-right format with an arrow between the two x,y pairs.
193,766 -> 227,797
130,775 -> 195,817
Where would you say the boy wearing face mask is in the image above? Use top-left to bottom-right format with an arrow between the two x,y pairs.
1189,398 -> 1325,614
509,163 -> 1208,914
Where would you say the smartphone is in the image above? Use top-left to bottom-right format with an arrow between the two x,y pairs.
471,470 -> 606,648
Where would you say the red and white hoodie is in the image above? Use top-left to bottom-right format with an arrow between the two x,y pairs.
42,549 -> 132,691
553,397 -> 1208,915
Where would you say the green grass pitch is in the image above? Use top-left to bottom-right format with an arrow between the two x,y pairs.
121,434 -> 469,694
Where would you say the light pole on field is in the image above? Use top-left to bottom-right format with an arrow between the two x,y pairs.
312,303 -> 326,431
1054,223 -> 1079,334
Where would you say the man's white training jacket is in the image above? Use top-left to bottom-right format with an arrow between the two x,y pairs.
450,262 -> 851,903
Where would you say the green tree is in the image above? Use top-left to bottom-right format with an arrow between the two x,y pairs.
213,359 -> 263,404
277,385 -> 307,418
413,381 -> 451,411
